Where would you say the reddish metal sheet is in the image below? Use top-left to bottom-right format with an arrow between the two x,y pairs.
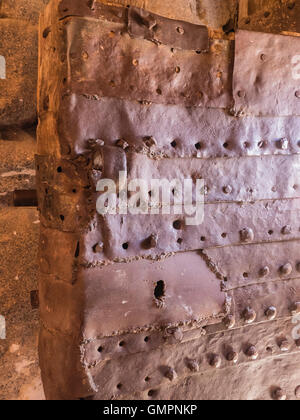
40,252 -> 228,338
56,95 -> 300,158
128,6 -> 209,51
58,17 -> 233,109
203,240 -> 300,289
233,30 -> 300,116
87,319 -> 300,399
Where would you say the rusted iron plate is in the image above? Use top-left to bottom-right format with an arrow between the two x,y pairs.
233,30 -> 300,116
84,276 -> 300,361
57,95 -> 300,158
132,352 -> 300,400
229,277 -> 300,329
88,319 -> 300,399
60,17 -> 233,108
239,0 -> 300,34
56,2 -> 209,51
97,149 -> 300,203
40,252 -> 227,338
79,199 -> 300,262
56,0 -> 238,29
57,0 -> 127,22
128,6 -> 209,51
203,241 -> 300,289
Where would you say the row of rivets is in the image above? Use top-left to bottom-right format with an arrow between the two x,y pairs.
223,302 -> 300,329
89,137 -> 300,153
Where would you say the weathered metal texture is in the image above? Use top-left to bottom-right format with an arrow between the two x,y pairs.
57,95 -> 300,158
42,17 -> 233,109
87,319 -> 300,400
233,30 -> 300,117
127,6 -> 209,51
37,0 -> 300,400
56,0 -> 238,29
239,0 -> 300,34
40,252 -> 228,338
203,240 -> 300,289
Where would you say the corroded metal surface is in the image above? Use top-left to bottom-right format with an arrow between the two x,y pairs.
37,0 -> 300,400
233,30 -> 300,116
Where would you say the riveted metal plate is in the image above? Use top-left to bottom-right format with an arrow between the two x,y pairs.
80,199 -> 300,262
88,319 -> 300,399
79,252 -> 227,338
134,352 -> 300,400
57,17 -> 233,108
97,149 -> 300,203
239,0 -> 300,34
57,95 -> 300,158
203,240 -> 300,289
128,6 -> 209,51
233,30 -> 300,116
55,0 -> 238,29
229,277 -> 300,329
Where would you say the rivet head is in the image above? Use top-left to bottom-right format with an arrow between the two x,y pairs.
237,90 -> 246,98
223,185 -> 233,194
246,345 -> 258,360
290,302 -> 300,315
165,367 -> 177,381
240,227 -> 254,243
280,263 -> 293,276
295,90 -> 300,99
116,139 -> 129,150
272,388 -> 287,401
295,386 -> 300,399
93,242 -> 104,253
259,266 -> 270,278
265,306 -> 277,321
223,315 -> 235,330
278,138 -> 289,150
187,359 -> 199,372
226,351 -> 239,364
296,262 -> 300,273
243,307 -> 257,324
282,225 -> 292,235
210,354 -> 221,368
295,338 -> 300,347
176,26 -> 185,34
279,339 -> 290,352
143,136 -> 157,148
165,326 -> 183,342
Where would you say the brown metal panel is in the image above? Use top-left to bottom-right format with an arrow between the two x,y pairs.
128,6 -> 209,51
229,278 -> 300,329
87,319 -> 300,399
57,95 -> 300,158
48,17 -> 233,109
203,241 -> 300,289
233,30 -> 300,116
99,151 -> 300,203
56,0 -> 238,29
78,199 -> 300,262
80,252 -> 228,339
